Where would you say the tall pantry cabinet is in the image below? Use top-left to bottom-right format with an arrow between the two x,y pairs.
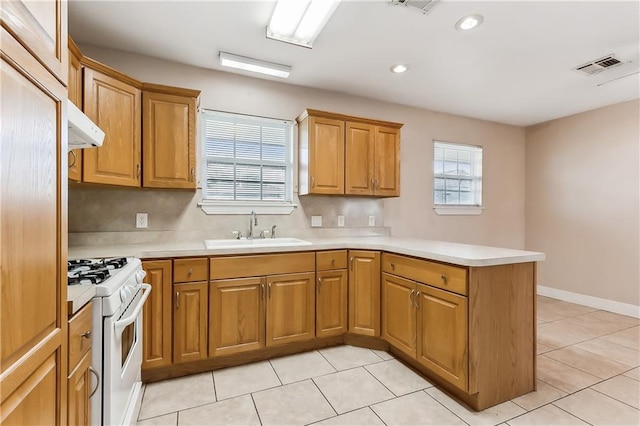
1,1 -> 69,424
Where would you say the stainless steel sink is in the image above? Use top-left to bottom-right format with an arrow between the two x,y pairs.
204,237 -> 312,249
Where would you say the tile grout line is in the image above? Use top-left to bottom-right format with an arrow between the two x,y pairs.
267,358 -> 284,386
211,370 -> 217,402
249,393 -> 264,426
367,404 -> 389,426
549,400 -> 596,425
538,351 -> 631,381
305,379 -> 338,425
588,384 -> 640,411
362,362 -> 400,398
420,389 -> 471,426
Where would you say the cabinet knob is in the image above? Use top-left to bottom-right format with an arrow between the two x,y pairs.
311,176 -> 315,188
81,330 -> 91,339
188,268 -> 193,275
441,274 -> 448,284
136,164 -> 141,179
331,259 -> 335,266
190,167 -> 195,182
390,262 -> 395,270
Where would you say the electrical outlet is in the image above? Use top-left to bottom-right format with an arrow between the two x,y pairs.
337,215 -> 345,227
368,215 -> 375,227
136,213 -> 148,229
311,215 -> 322,227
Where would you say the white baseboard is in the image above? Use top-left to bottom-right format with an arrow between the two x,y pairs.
538,285 -> 640,318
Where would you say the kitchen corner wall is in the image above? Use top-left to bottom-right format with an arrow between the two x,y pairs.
71,44 -> 526,248
526,100 -> 640,307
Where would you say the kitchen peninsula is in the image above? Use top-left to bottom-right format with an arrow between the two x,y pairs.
69,237 -> 544,411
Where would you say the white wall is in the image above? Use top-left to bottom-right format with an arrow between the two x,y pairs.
526,100 -> 640,307
72,44 -> 526,248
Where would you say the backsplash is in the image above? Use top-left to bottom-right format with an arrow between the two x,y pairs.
68,187 -> 388,245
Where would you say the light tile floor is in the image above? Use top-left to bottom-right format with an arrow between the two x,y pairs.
138,296 -> 640,425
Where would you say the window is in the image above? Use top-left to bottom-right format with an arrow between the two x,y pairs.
201,110 -> 294,213
433,141 -> 483,213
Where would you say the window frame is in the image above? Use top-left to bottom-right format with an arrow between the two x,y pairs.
199,109 -> 297,215
433,140 -> 484,216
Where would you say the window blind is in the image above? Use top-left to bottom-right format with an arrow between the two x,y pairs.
201,111 -> 293,202
433,141 -> 483,206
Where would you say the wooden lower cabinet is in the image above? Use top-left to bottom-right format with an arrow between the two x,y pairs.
173,282 -> 208,363
142,260 -> 173,369
348,251 -> 380,336
381,273 -> 417,357
416,284 -> 468,392
266,272 -> 316,346
209,277 -> 265,357
316,269 -> 348,338
67,350 -> 92,426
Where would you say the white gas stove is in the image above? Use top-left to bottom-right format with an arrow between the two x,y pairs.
68,257 -> 151,425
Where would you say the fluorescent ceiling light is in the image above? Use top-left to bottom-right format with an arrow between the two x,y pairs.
267,0 -> 341,48
455,14 -> 484,31
219,52 -> 291,79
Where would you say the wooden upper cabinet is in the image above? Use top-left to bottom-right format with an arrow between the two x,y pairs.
68,38 -> 83,182
298,113 -> 345,195
142,260 -> 173,370
345,122 -> 375,195
82,59 -> 142,187
1,0 -> 68,84
142,84 -> 200,189
348,251 -> 381,337
298,109 -> 402,197
373,126 -> 400,196
266,272 -> 316,346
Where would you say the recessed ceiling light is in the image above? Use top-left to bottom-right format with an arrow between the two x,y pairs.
391,64 -> 408,74
455,14 -> 484,31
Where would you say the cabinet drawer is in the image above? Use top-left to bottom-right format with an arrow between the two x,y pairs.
174,258 -> 208,283
69,301 -> 93,371
316,250 -> 347,271
210,252 -> 315,280
382,253 -> 467,296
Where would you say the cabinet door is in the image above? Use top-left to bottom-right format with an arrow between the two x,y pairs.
266,272 -> 315,346
1,29 -> 66,426
416,284 -> 468,392
374,126 -> 400,196
142,260 -> 173,369
173,282 -> 208,363
308,116 -> 345,194
83,67 -> 141,187
209,277 -> 265,357
316,270 -> 348,338
345,122 -> 375,195
67,350 -> 92,426
68,40 -> 83,182
142,91 -> 197,189
348,251 -> 381,336
381,273 -> 416,357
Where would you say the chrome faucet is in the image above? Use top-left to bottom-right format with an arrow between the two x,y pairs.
271,224 -> 277,239
248,210 -> 258,239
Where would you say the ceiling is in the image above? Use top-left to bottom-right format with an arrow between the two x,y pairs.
69,0 -> 640,126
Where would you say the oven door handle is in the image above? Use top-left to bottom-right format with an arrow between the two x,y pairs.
113,284 -> 152,335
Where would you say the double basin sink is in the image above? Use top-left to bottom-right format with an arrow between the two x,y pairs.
203,237 -> 312,249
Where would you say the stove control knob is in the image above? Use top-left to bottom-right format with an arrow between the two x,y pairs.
136,270 -> 147,284
120,288 -> 127,303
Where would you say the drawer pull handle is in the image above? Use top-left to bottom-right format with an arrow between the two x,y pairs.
261,283 -> 265,299
318,277 -> 322,292
331,259 -> 335,266
176,291 -> 179,309
409,289 -> 415,307
81,331 -> 91,339
390,262 -> 395,270
188,268 -> 193,275
415,291 -> 421,309
441,274 -> 448,284
350,257 -> 354,271
88,366 -> 100,398
311,176 -> 315,188
268,282 -> 272,298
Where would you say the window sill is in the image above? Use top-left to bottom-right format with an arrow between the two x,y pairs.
199,201 -> 297,215
434,205 -> 484,216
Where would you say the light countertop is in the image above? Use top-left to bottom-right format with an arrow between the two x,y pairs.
68,236 -> 544,267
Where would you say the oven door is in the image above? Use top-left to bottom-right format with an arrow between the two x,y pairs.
102,283 -> 151,425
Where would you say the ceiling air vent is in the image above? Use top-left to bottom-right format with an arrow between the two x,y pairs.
574,54 -> 624,75
390,0 -> 441,15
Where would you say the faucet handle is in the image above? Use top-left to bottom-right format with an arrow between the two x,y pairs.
259,230 -> 268,239
271,224 -> 277,239
232,230 -> 243,239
